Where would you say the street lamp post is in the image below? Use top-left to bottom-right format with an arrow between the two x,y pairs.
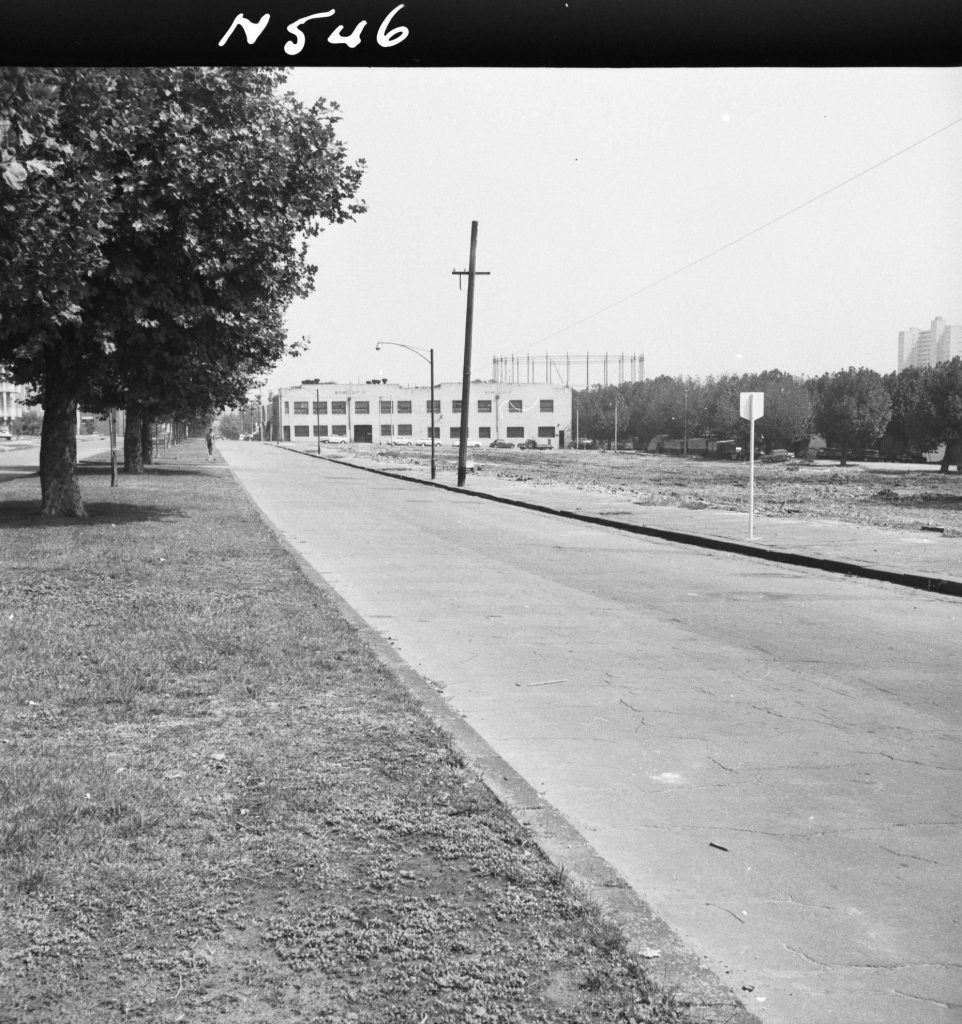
376,342 -> 436,480
683,385 -> 689,456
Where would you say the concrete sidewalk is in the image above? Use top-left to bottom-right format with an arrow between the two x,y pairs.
292,446 -> 962,597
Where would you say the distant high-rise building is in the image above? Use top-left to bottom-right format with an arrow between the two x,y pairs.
898,317 -> 962,371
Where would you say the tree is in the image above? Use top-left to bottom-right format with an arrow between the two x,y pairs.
812,367 -> 892,465
1,68 -> 130,514
929,357 -> 962,472
747,370 -> 813,453
215,412 -> 242,440
625,375 -> 684,445
0,67 -> 364,515
883,366 -> 939,457
575,385 -> 628,445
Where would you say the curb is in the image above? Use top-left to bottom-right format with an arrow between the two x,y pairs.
283,446 -> 962,600
225,454 -> 763,1024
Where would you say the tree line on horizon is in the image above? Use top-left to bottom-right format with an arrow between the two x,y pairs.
575,360 -> 962,471
0,66 -> 365,516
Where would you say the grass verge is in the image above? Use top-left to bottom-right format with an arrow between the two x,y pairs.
0,443 -> 701,1024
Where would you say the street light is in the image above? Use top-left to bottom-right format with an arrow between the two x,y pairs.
375,342 -> 436,480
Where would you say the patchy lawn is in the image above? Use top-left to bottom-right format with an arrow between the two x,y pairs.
0,443 -> 696,1024
346,446 -> 962,537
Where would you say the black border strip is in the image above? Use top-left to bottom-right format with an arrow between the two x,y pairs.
6,0 -> 961,67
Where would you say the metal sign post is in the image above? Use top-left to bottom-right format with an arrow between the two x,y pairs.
740,392 -> 765,539
109,409 -> 118,487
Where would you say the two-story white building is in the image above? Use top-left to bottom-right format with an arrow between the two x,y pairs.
0,376 -> 27,434
271,380 -> 573,447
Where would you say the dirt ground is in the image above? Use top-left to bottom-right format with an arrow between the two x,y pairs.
333,446 -> 962,538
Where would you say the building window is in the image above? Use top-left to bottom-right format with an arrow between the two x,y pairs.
452,400 -> 462,413
478,426 -> 491,438
283,401 -> 289,414
397,423 -> 413,436
294,424 -> 310,437
380,424 -> 393,436
332,424 -> 347,436
540,399 -> 554,413
293,401 -> 309,415
538,426 -> 556,438
331,401 -> 347,415
429,427 -> 440,439
449,427 -> 461,438
507,426 -> 524,438
315,424 -> 328,436
426,400 -> 440,414
354,400 -> 370,415
477,399 -> 492,413
380,400 -> 392,414
313,401 -> 327,415
397,400 -> 412,414
508,399 -> 523,413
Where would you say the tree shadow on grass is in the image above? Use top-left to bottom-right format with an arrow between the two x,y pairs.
0,498 -> 186,528
77,461 -> 229,479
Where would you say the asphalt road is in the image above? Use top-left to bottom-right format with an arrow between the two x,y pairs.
0,435 -> 113,484
223,442 -> 960,1024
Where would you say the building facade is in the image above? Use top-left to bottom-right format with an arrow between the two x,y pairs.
898,317 -> 962,371
272,380 -> 573,447
0,376 -> 28,432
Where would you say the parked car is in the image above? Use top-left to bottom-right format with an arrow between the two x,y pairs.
489,439 -> 515,448
518,438 -> 554,450
0,429 -> 12,441
816,447 -> 840,460
761,449 -> 793,463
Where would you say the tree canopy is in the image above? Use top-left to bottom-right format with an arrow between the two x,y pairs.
810,367 -> 891,465
0,67 -> 365,514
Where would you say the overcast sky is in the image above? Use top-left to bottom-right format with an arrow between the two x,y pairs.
263,67 -> 962,393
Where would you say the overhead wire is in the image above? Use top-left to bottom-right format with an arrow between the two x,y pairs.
521,114 -> 962,353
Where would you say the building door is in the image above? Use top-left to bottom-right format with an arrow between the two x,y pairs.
558,429 -> 565,449
354,424 -> 373,444
283,426 -> 290,442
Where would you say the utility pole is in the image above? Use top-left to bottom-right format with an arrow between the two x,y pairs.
452,220 -> 490,488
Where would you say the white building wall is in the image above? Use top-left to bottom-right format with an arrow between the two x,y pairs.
936,324 -> 962,364
0,378 -> 28,429
273,380 -> 573,446
898,317 -> 961,371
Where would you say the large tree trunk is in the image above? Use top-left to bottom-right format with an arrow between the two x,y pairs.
940,439 -> 961,473
124,405 -> 144,473
39,348 -> 86,517
141,417 -> 154,466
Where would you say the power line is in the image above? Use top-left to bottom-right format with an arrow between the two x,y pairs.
526,114 -> 962,351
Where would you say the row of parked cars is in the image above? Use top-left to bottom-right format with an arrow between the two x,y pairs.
814,448 -> 927,463
386,438 -> 554,450
490,438 -> 554,450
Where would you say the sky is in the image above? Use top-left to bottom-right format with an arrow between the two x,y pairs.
262,67 -> 962,393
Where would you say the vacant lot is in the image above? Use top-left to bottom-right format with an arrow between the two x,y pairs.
0,445 -> 699,1024
341,445 -> 962,537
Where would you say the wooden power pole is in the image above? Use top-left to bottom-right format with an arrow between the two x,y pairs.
452,221 -> 490,488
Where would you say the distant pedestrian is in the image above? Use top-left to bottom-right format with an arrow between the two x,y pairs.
205,428 -> 214,459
